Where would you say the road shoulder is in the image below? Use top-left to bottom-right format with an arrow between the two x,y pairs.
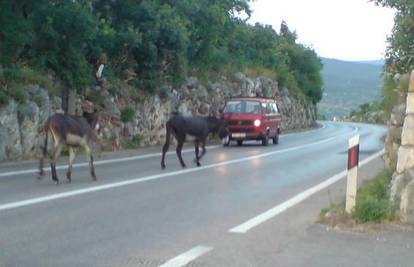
199,157 -> 414,267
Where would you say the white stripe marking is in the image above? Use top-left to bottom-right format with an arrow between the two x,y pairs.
229,149 -> 385,234
0,145 -> 221,178
159,246 -> 212,267
0,133 -> 347,212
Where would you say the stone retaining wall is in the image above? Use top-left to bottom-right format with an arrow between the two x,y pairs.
0,73 -> 317,161
390,70 -> 414,223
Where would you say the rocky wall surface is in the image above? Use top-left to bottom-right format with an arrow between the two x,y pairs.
389,70 -> 414,224
0,73 -> 317,161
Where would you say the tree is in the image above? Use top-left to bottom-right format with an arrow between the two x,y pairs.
29,1 -> 97,113
0,0 -> 324,107
0,0 -> 36,65
372,0 -> 414,73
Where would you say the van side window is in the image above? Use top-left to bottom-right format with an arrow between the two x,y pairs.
272,103 -> 278,113
266,102 -> 273,114
261,103 -> 267,112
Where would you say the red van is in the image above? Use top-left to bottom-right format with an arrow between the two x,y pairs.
221,97 -> 282,146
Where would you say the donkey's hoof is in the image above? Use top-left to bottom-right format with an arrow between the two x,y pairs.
196,162 -> 201,167
54,181 -> 59,185
181,164 -> 187,168
161,164 -> 166,169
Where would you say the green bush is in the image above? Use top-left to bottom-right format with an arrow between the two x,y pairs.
353,169 -> 392,223
9,84 -> 28,103
0,89 -> 10,105
354,197 -> 389,223
1,67 -> 20,81
18,67 -> 54,92
158,86 -> 169,99
0,66 -> 56,104
125,134 -> 143,149
120,107 -> 136,123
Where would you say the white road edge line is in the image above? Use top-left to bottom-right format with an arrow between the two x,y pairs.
0,145 -> 221,178
228,148 -> 385,234
158,246 -> 212,267
0,132 -> 349,212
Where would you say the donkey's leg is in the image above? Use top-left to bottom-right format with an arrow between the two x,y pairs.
50,143 -> 63,185
198,140 -> 207,161
50,162 -> 58,184
161,130 -> 171,169
84,145 -> 97,181
176,138 -> 186,168
38,129 -> 49,179
66,146 -> 76,183
194,141 -> 201,166
161,142 -> 169,169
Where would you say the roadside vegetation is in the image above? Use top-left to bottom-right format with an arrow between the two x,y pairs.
319,169 -> 394,227
347,102 -> 387,124
348,72 -> 410,123
354,169 -> 393,223
125,134 -> 143,150
321,0 -> 414,226
374,0 -> 414,112
345,0 -> 414,123
0,0 -> 323,111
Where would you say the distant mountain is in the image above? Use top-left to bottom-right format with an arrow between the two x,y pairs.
317,57 -> 383,119
354,59 -> 385,66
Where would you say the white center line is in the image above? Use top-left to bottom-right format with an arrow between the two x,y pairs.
229,149 -> 385,234
158,246 -> 212,267
0,133 -> 347,212
0,145 -> 221,178
0,122 -> 330,178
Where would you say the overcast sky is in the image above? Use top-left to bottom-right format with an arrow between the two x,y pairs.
248,0 -> 395,61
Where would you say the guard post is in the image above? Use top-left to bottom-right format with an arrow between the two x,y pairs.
346,135 -> 360,214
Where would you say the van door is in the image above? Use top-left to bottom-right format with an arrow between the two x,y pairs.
272,101 -> 282,134
266,100 -> 275,137
265,100 -> 281,137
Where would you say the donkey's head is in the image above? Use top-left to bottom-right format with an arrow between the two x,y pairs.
82,110 -> 101,134
207,116 -> 229,142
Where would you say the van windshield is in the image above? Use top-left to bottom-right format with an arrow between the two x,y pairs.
224,100 -> 261,114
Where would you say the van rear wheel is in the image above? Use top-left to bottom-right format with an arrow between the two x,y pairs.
237,140 -> 243,146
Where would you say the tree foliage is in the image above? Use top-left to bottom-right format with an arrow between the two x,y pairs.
0,0 -> 323,104
372,0 -> 414,73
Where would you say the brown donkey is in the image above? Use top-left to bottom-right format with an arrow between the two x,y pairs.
38,111 -> 101,184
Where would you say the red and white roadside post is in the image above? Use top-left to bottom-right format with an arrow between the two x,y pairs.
346,135 -> 360,214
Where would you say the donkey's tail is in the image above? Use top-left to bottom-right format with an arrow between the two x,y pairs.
38,120 -> 49,177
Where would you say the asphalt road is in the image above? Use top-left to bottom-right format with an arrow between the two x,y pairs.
0,122 -> 400,267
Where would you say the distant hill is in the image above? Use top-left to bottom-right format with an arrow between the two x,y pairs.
355,59 -> 385,66
317,57 -> 383,119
